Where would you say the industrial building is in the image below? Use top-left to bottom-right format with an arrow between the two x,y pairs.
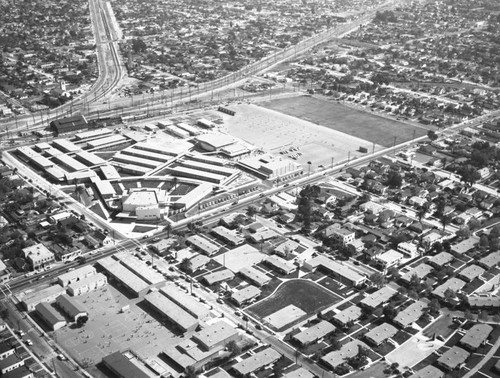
144,291 -> 199,333
35,303 -> 67,331
56,294 -> 88,323
97,257 -> 151,297
50,115 -> 88,135
160,285 -> 210,320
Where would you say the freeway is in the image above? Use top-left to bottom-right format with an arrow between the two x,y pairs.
0,0 -> 399,136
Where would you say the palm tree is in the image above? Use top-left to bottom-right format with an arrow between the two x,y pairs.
164,223 -> 172,238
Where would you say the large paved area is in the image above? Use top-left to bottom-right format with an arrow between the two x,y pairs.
54,285 -> 180,378
224,102 -> 382,170
259,95 -> 429,147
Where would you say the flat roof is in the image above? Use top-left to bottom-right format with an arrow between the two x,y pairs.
68,273 -> 107,291
437,346 -> 469,370
232,347 -> 281,376
75,150 -> 106,166
94,179 -> 116,197
181,160 -> 235,176
58,265 -> 96,286
193,321 -> 239,350
114,153 -> 160,169
376,249 -> 404,264
113,162 -> 150,174
169,166 -> 226,183
394,301 -> 427,328
75,127 -> 113,140
360,286 -> 396,309
17,146 -> 53,168
144,291 -> 198,332
306,255 -> 365,285
460,323 -> 492,350
124,191 -> 158,207
52,139 -> 81,153
102,351 -> 150,378
53,153 -> 88,171
293,321 -> 336,345
87,135 -> 126,148
239,266 -> 271,286
365,323 -> 398,345
98,257 -> 150,294
160,285 -> 209,319
122,148 -> 171,162
451,237 -> 479,255
101,164 -> 120,180
196,133 -> 235,149
134,140 -> 193,156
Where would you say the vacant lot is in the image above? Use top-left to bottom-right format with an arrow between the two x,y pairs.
247,279 -> 341,331
260,95 -> 428,147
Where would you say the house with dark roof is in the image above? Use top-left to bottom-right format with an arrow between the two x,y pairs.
102,351 -> 150,378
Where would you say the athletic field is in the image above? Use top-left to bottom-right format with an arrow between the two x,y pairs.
260,95 -> 429,147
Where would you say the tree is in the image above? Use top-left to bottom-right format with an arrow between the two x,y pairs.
76,315 -> 88,327
478,310 -> 489,323
185,365 -> 198,378
383,303 -> 398,321
408,290 -> 419,300
427,130 -> 438,141
165,223 -> 172,238
464,309 -> 475,321
226,340 -> 241,357
490,237 -> 500,251
480,234 -> 490,249
246,206 -> 257,220
428,299 -> 440,316
456,226 -> 472,239
386,170 -> 403,188
443,288 -> 456,303
179,258 -> 192,274
369,272 -> 386,288
440,214 -> 452,233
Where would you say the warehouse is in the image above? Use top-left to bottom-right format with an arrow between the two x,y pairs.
56,294 -> 88,322
113,252 -> 165,287
50,115 -> 88,135
97,257 -> 150,297
75,128 -> 113,141
144,291 -> 199,333
102,351 -> 150,378
35,303 -> 67,331
166,125 -> 190,139
176,122 -> 200,136
160,285 -> 210,320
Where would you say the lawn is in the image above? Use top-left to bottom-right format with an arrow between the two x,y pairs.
423,315 -> 458,339
247,279 -> 342,329
260,95 -> 429,147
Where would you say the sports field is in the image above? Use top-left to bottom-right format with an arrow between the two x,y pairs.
224,103 -> 380,170
247,279 -> 342,331
260,95 -> 429,147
